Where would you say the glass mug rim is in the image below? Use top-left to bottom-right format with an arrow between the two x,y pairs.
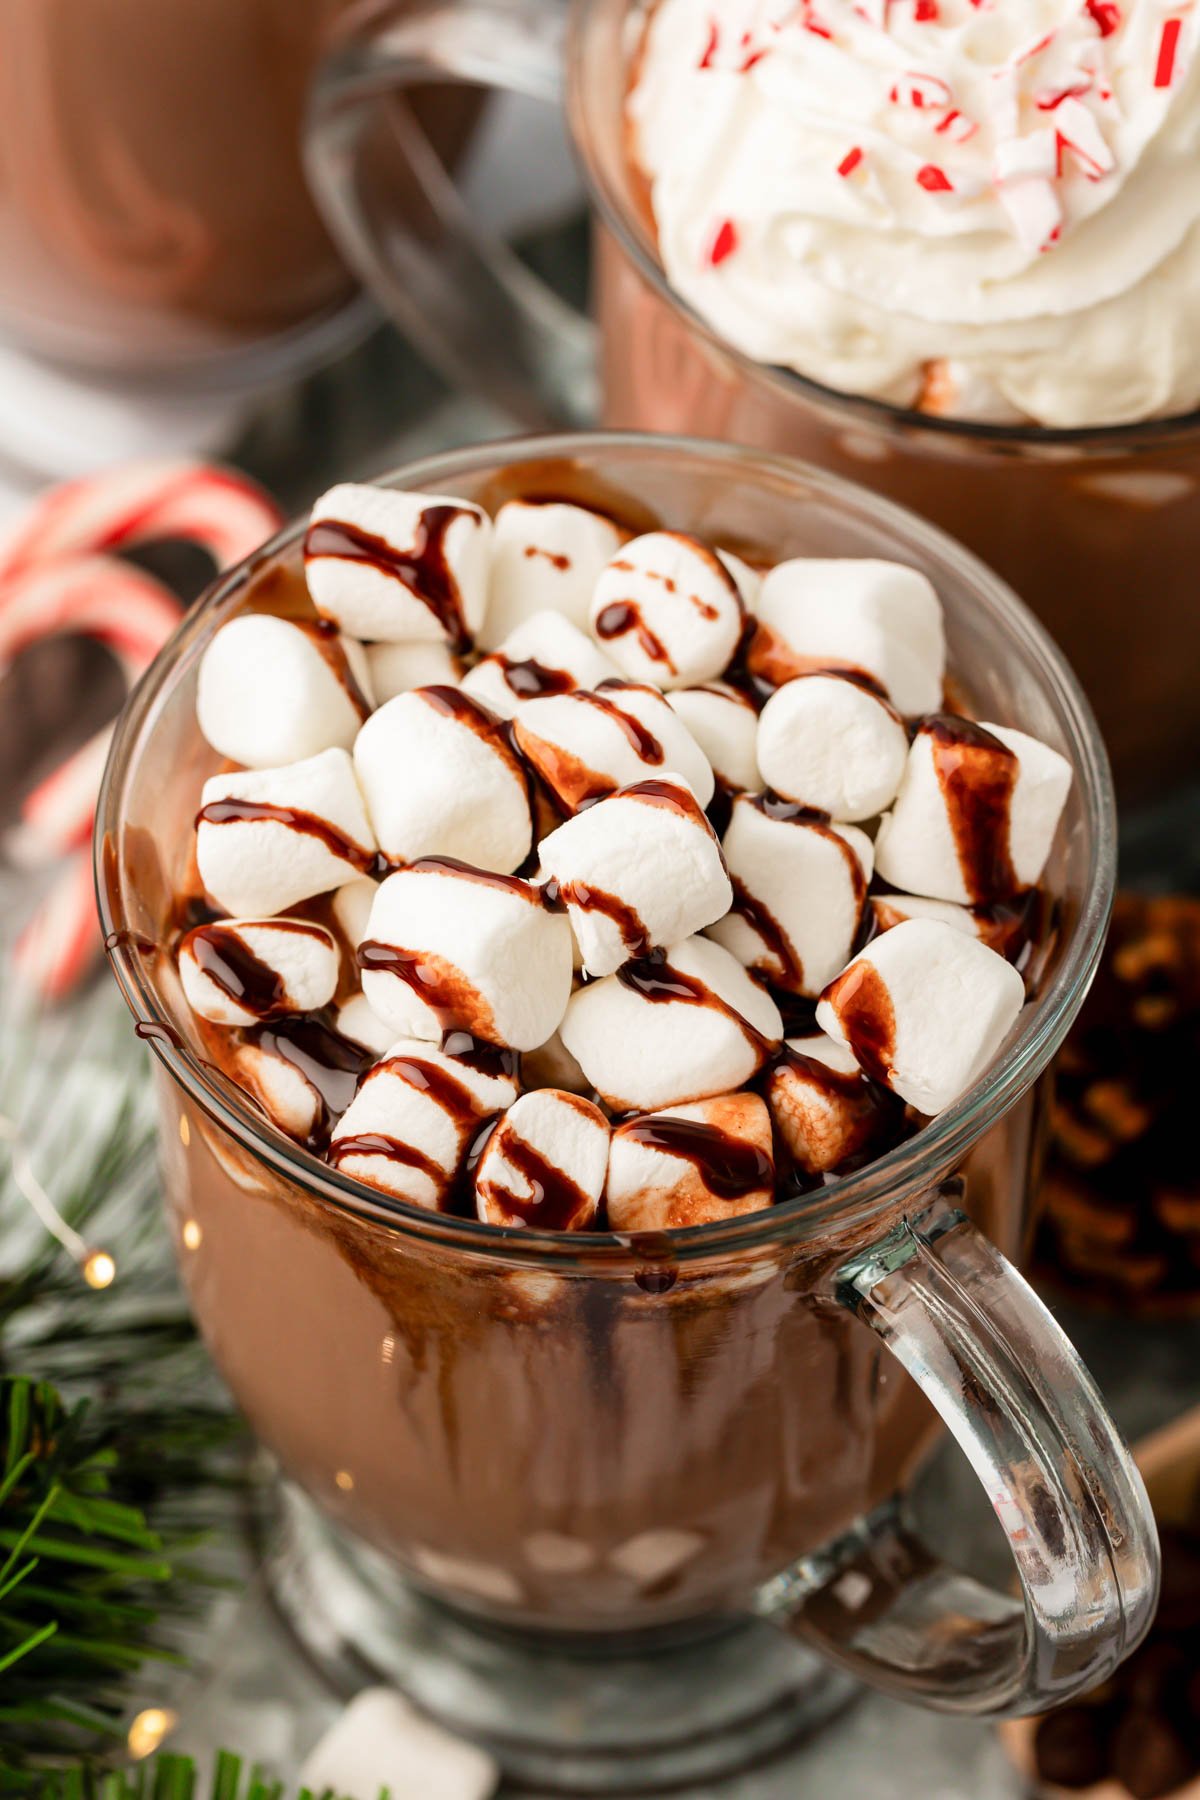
566,0 -> 1200,456
96,429 -> 1115,1270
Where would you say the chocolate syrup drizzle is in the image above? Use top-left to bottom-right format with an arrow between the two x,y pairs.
298,618 -> 372,719
617,1116 -> 772,1201
923,714 -> 1019,903
724,795 -> 867,994
478,1120 -> 594,1230
492,655 -> 576,701
247,1013 -> 374,1149
304,504 -> 478,651
186,919 -> 328,1021
617,948 -> 774,1062
818,961 -> 897,1091
196,798 -> 378,876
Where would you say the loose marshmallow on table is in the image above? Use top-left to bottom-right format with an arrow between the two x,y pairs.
306,483 -> 490,646
330,1036 -> 518,1209
756,674 -> 908,822
462,611 -> 618,719
560,934 -> 782,1112
475,1089 -> 610,1229
354,687 -> 532,872
367,639 -> 463,702
481,498 -> 627,649
766,1033 -> 892,1177
179,918 -> 338,1026
606,1092 -> 775,1230
816,917 -> 1025,1116
361,861 -> 574,1050
537,776 -> 731,976
747,560 -> 945,715
196,614 -> 371,770
709,795 -> 873,997
513,681 -> 714,813
300,1687 -> 497,1800
667,684 -> 760,793
336,991 -> 394,1056
874,716 -> 1072,905
590,532 -> 745,689
196,747 -> 376,918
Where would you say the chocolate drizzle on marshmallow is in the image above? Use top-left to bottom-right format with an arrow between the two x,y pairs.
304,504 -> 477,651
195,797 -> 380,876
618,948 -> 774,1060
616,1116 -> 773,1201
924,714 -> 1019,903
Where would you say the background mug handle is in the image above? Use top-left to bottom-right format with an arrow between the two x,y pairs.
305,0 -> 595,427
756,1185 -> 1159,1715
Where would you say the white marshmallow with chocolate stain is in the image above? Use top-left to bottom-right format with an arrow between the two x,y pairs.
718,550 -> 763,611
366,639 -> 463,703
512,682 -> 714,814
330,1038 -> 518,1210
708,795 -> 873,998
481,499 -> 627,649
590,532 -> 745,689
196,747 -> 377,917
178,918 -> 338,1027
756,674 -> 908,822
306,484 -> 490,645
873,719 -> 1072,905
354,687 -> 532,872
666,683 -> 760,793
606,1092 -> 775,1230
537,776 -> 731,977
816,918 -> 1026,1116
560,934 -> 781,1111
766,1033 -> 888,1177
462,612 -> 619,719
869,892 -> 984,939
332,877 -> 378,949
748,559 -> 945,715
196,614 -> 372,771
234,1041 -> 326,1143
335,992 -> 394,1056
475,1090 -> 610,1229
362,862 -> 574,1051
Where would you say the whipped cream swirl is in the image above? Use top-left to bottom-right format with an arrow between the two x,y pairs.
629,0 -> 1200,425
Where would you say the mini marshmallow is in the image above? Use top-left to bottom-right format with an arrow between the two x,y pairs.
367,639 -> 463,702
590,532 -> 744,689
234,1040 -> 322,1142
300,1689 -> 497,1800
749,559 -> 945,715
513,681 -> 714,813
666,684 -> 760,793
462,611 -> 618,719
354,687 -> 532,872
481,498 -> 627,649
475,1089 -> 610,1229
196,747 -> 377,917
306,483 -> 490,646
606,1092 -> 775,1231
874,717 -> 1072,904
336,992 -> 395,1056
361,862 -> 574,1050
869,892 -> 983,939
537,776 -> 731,976
708,795 -> 873,997
179,918 -> 338,1027
330,1036 -> 518,1209
332,877 -> 379,948
766,1033 -> 891,1177
816,917 -> 1025,1116
718,550 -> 763,610
196,614 -> 371,770
559,934 -> 781,1111
756,674 -> 908,822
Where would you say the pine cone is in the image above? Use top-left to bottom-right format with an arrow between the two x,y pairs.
1036,894 -> 1200,1314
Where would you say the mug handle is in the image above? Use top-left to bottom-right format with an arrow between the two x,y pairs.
756,1185 -> 1159,1715
305,0 -> 595,427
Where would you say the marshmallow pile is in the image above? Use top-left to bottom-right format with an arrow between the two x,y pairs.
177,481 -> 1072,1231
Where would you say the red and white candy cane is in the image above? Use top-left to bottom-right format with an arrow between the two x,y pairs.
4,461 -> 282,1003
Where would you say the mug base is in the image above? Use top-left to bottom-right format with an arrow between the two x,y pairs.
251,1475 -> 860,1793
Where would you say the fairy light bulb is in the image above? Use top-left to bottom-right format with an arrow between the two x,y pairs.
82,1249 -> 116,1290
127,1706 -> 177,1758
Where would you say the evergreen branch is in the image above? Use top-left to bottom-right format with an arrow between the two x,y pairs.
7,1751 -> 375,1800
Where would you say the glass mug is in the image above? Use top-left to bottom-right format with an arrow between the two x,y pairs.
0,0 -> 475,390
302,0 -> 1200,801
98,435 -> 1155,1791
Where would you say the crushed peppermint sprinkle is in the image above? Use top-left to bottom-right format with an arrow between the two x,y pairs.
698,18 -> 719,67
1154,16 -> 1183,86
707,219 -> 739,265
1084,0 -> 1121,37
837,145 -> 865,176
890,72 -> 953,107
913,0 -> 939,18
916,163 -> 955,192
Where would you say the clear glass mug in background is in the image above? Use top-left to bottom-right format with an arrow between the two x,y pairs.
98,434 -> 1156,1787
302,0 -> 1200,802
0,0 -> 476,390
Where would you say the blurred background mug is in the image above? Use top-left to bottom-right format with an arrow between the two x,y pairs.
303,0 -> 1200,803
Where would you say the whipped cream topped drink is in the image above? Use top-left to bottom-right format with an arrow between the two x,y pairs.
100,441 -> 1150,1752
166,475 -> 1070,1229
628,0 -> 1200,427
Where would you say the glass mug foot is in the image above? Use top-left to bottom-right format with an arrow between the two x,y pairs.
254,1474 -> 860,1794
